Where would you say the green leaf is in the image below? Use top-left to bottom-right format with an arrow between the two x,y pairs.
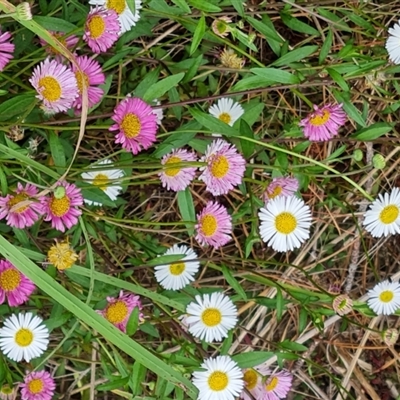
190,15 -> 206,55
190,108 -> 240,137
129,361 -> 146,395
171,0 -> 191,12
177,188 -> 195,235
183,55 -> 204,83
147,254 -> 185,267
278,340 -> 308,352
281,12 -> 320,36
126,307 -> 140,336
333,90 -> 366,127
276,288 -> 283,322
0,236 -> 197,398
232,351 -> 274,368
80,187 -> 117,208
221,266 -> 247,301
33,16 -> 77,33
231,76 -> 273,92
251,68 -> 300,84
270,45 -> 318,67
246,16 -> 282,43
319,29 -> 333,65
126,0 -> 136,15
97,376 -> 130,391
230,29 -> 258,52
187,0 -> 221,12
231,0 -> 244,16
143,73 -> 185,102
0,94 -> 37,122
326,68 -> 349,91
239,119 -> 254,159
48,131 -> 66,170
352,122 -> 393,140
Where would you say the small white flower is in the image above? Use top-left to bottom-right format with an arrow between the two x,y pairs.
363,188 -> 400,237
89,0 -> 142,34
192,355 -> 244,400
386,20 -> 400,64
259,195 -> 312,252
209,98 -> 244,127
367,279 -> 400,316
81,159 -> 124,206
155,244 -> 200,290
185,292 -> 237,342
0,312 -> 49,362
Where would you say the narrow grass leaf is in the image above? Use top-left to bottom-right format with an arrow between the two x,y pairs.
188,0 -> 221,12
232,351 -> 274,368
246,16 -> 282,43
326,68 -> 349,91
251,68 -> 300,84
270,45 -> 318,67
319,29 -> 333,65
231,0 -> 244,16
333,90 -> 366,127
143,73 -> 185,102
222,266 -> 247,300
280,12 -> 320,36
126,307 -> 140,336
231,76 -> 273,92
48,131 -> 66,170
177,188 -> 195,235
352,122 -> 393,140
171,0 -> 191,12
190,15 -> 205,55
276,288 -> 283,321
33,16 -> 77,33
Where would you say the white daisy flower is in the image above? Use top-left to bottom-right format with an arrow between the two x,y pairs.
192,355 -> 244,400
386,20 -> 400,64
259,195 -> 312,252
89,0 -> 142,34
155,244 -> 200,290
367,279 -> 400,316
0,312 -> 49,362
209,98 -> 244,127
363,188 -> 400,237
81,159 -> 124,206
185,292 -> 237,342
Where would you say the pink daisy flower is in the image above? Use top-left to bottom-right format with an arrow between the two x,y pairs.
29,58 -> 78,114
0,30 -> 14,71
195,201 -> 232,249
83,6 -> 120,54
0,260 -> 35,307
259,369 -> 293,400
159,148 -> 197,192
110,97 -> 158,155
241,364 -> 271,400
199,139 -> 246,196
264,177 -> 299,203
299,103 -> 346,142
40,181 -> 83,232
21,370 -> 56,400
0,183 -> 42,229
98,290 -> 143,333
71,55 -> 105,110
39,31 -> 79,61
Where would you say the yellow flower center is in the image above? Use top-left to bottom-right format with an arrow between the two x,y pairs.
268,186 -> 282,199
200,214 -> 217,237
0,268 -> 21,291
105,300 -> 128,324
47,241 -> 78,271
164,156 -> 182,177
379,290 -> 394,303
107,0 -> 126,14
169,262 -> 185,276
379,205 -> 399,225
309,110 -> 330,126
208,371 -> 229,392
275,212 -> 297,234
201,308 -> 222,327
88,15 -> 105,39
121,113 -> 142,138
15,328 -> 33,347
218,112 -> 231,124
27,379 -> 44,394
75,71 -> 89,95
266,376 -> 279,392
38,76 -> 62,102
93,173 -> 110,191
7,193 -> 29,213
210,155 -> 229,179
243,369 -> 258,390
49,195 -> 71,217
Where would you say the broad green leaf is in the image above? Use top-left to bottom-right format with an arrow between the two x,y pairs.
278,340 -> 308,352
0,94 -> 37,122
230,76 -> 273,92
183,55 -> 204,83
130,361 -> 146,395
270,45 -> 318,67
188,0 -> 221,12
326,68 -> 349,91
171,0 -> 191,12
352,122 -> 393,140
231,29 -> 258,52
190,108 -> 240,137
246,16 -> 282,43
147,254 -> 185,267
143,73 -> 184,102
333,90 -> 366,127
222,266 -> 247,301
33,16 -> 77,33
281,12 -> 320,36
0,236 -> 197,398
48,131 -> 66,170
232,351 -> 274,368
126,0 -> 136,15
239,119 -> 254,159
80,187 -> 117,208
126,307 -> 140,336
0,166 -> 8,195
251,68 -> 300,84
134,67 -> 160,98
177,188 -> 195,235
231,0 -> 244,16
190,15 -> 206,55
319,29 -> 333,65
97,377 -> 130,391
